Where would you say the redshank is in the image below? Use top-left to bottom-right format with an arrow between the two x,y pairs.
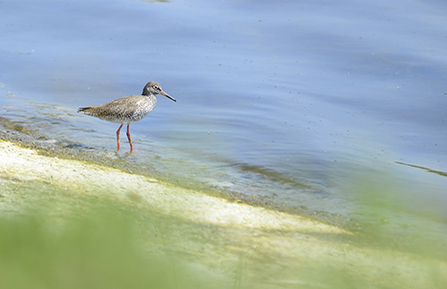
78,81 -> 176,151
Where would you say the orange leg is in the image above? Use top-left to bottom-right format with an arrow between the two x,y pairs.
116,124 -> 124,151
126,124 -> 134,151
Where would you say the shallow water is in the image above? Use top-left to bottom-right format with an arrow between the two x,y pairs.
1,0 -> 447,254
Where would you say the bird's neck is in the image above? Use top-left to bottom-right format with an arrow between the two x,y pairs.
142,90 -> 154,97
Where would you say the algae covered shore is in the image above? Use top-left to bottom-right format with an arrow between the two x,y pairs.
0,140 -> 446,288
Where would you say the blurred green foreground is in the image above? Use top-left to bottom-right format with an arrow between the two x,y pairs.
0,206 -> 184,289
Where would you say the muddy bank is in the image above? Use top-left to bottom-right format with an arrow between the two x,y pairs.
0,140 -> 445,288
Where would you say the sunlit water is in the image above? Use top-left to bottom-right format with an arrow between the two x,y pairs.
1,0 -> 447,241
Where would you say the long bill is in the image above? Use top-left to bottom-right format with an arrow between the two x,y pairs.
161,91 -> 177,102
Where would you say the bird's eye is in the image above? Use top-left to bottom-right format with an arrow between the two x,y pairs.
153,85 -> 160,91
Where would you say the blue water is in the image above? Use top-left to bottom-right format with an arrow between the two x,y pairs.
1,0 -> 447,229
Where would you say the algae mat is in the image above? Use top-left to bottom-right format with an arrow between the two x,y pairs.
0,140 -> 445,288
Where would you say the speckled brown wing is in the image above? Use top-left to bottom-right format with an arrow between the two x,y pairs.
78,94 -> 157,124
